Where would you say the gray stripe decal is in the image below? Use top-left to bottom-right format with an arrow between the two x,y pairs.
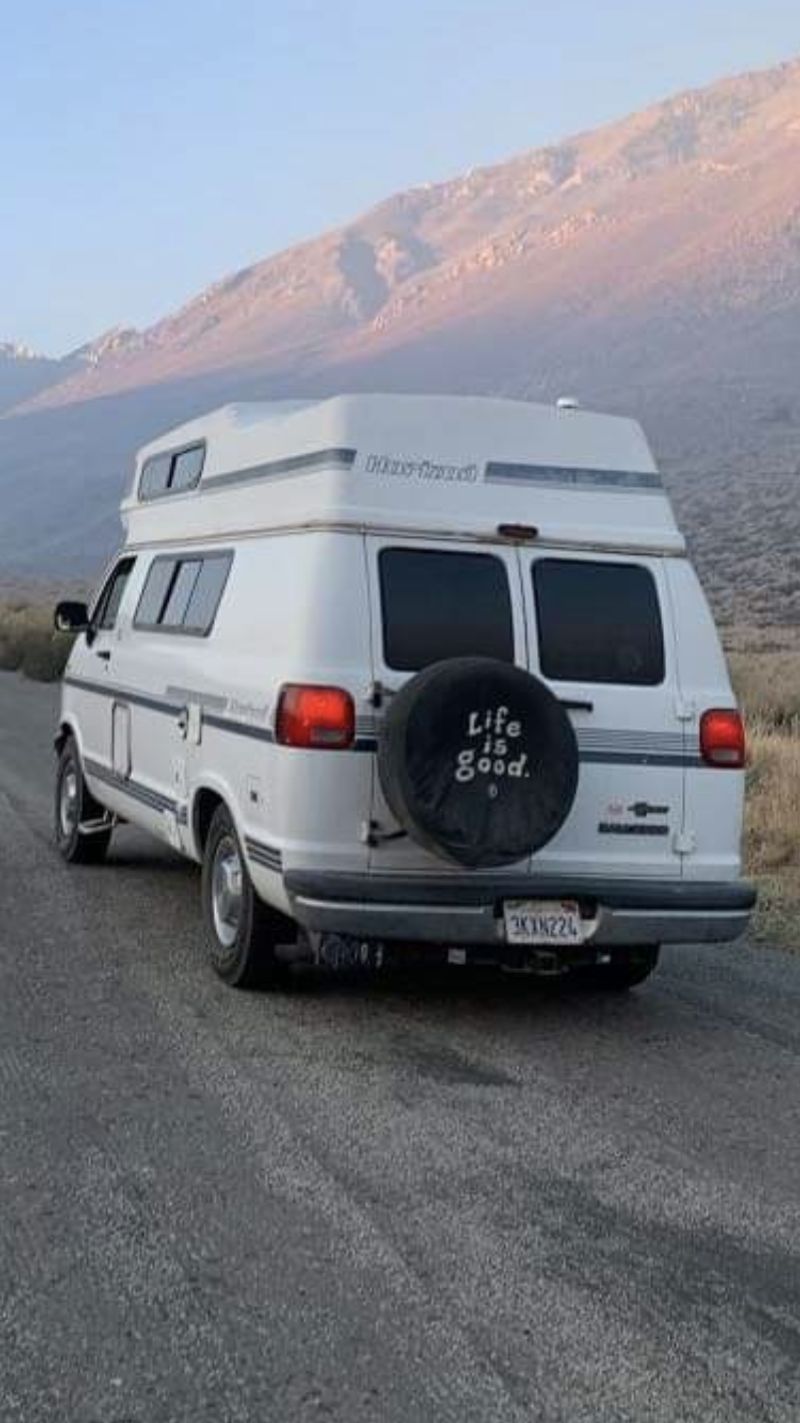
352,739 -> 695,766
485,461 -> 662,492
248,852 -> 282,871
83,758 -> 181,816
582,752 -> 700,768
204,713 -> 275,744
166,686 -> 229,713
245,837 -> 283,871
67,679 -> 698,764
206,447 -> 357,493
577,730 -> 684,748
64,676 -> 183,716
65,676 -> 273,743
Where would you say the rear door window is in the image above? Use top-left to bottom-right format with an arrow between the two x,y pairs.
379,548 -> 514,672
533,559 -> 664,685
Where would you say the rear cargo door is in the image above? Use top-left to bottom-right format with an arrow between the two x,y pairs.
365,537 -> 527,872
517,550 -> 685,879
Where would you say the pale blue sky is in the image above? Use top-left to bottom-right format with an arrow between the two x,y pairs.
2,0 -> 798,355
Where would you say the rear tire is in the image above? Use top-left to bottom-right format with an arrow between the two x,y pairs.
55,737 -> 112,864
201,804 -> 285,988
580,946 -> 660,991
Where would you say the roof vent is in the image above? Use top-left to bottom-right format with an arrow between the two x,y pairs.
556,396 -> 581,411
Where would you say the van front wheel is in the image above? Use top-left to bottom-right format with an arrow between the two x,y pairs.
201,805 -> 283,988
55,737 -> 112,864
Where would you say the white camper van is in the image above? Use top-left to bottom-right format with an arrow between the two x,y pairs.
54,394 -> 755,989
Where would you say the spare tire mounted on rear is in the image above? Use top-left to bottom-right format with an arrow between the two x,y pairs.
377,657 -> 579,869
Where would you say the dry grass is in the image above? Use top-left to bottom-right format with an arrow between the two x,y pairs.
0,601 -> 74,682
728,629 -> 800,944
743,723 -> 800,944
725,626 -> 800,735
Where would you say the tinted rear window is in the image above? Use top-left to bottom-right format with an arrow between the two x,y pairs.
379,548 -> 514,672
533,560 -> 665,685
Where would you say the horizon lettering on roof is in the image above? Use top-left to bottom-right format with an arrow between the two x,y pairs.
364,453 -> 480,485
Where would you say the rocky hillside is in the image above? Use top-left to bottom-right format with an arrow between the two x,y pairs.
2,55 -> 800,621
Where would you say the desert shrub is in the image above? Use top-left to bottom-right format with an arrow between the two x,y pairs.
0,634 -> 25,671
19,630 -> 74,682
0,602 -> 74,682
729,652 -> 800,732
744,724 -> 800,943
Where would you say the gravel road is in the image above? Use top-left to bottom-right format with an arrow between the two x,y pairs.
1,672 -> 799,1423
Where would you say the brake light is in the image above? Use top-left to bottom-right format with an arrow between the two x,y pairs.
275,684 -> 355,749
700,709 -> 746,769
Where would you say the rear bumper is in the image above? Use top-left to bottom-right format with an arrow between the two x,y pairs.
283,871 -> 756,948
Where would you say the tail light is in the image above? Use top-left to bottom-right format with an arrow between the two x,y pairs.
275,684 -> 355,750
700,709 -> 746,769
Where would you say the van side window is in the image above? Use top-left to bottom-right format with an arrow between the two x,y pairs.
138,443 -> 205,501
182,557 -> 234,633
134,553 -> 232,635
161,560 -> 202,626
93,556 -> 137,631
171,446 -> 205,493
379,548 -> 514,672
139,455 -> 172,500
135,559 -> 176,627
533,559 -> 665,686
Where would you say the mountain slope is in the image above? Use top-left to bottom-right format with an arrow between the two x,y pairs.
0,345 -> 67,414
2,55 -> 800,621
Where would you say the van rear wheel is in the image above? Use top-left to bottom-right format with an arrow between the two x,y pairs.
201,804 -> 284,988
580,947 -> 660,991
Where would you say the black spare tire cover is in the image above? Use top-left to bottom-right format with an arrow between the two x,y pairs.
377,657 -> 579,869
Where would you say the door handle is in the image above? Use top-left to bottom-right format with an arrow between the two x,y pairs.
176,708 -> 189,738
95,649 -> 111,662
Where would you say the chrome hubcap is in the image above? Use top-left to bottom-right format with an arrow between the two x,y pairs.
211,835 -> 243,949
60,767 -> 79,838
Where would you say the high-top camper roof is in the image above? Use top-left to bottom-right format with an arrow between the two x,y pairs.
122,394 -> 684,554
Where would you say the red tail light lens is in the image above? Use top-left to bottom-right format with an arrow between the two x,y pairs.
700,709 -> 746,769
275,684 -> 355,750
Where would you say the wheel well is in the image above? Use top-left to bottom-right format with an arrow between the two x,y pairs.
193,788 -> 225,854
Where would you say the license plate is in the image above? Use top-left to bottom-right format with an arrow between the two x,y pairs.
503,899 -> 584,946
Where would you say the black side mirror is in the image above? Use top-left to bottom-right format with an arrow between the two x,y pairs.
54,600 -> 90,634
